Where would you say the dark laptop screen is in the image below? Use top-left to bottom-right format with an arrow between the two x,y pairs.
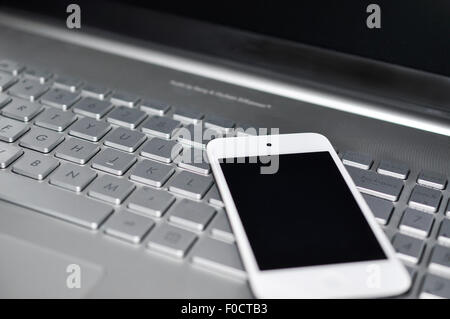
2,0 -> 449,78
139,1 -> 450,78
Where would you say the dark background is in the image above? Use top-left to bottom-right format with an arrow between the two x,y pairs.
142,0 -> 450,77
2,0 -> 449,77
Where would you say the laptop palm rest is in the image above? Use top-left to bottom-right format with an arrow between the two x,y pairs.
0,233 -> 103,298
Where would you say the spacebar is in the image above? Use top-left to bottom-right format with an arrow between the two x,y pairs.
0,172 -> 113,230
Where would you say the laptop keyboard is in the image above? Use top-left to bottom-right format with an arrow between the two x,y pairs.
0,59 -> 449,298
341,153 -> 450,299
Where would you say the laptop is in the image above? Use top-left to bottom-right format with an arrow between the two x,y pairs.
0,0 -> 449,298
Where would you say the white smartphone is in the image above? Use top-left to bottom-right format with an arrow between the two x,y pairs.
207,133 -> 410,299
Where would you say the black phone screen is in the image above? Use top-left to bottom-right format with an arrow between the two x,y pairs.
220,152 -> 386,271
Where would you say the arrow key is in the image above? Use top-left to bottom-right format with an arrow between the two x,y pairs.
429,245 -> 450,278
421,274 -> 450,299
392,233 -> 425,264
399,208 -> 434,238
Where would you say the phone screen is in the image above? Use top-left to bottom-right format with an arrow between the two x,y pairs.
220,151 -> 386,271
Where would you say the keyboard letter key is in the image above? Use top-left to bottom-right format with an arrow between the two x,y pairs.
88,174 -> 135,205
12,151 -> 59,180
0,117 -> 29,142
0,144 -> 23,168
168,171 -> 213,200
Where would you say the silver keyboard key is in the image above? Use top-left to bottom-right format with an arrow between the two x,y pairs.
55,138 -> 99,164
0,171 -> 112,229
208,185 -> 224,207
204,115 -> 235,134
438,219 -> 450,246
24,68 -> 52,84
69,117 -> 111,142
1,99 -> 42,122
408,185 -> 442,213
0,144 -> 23,168
0,59 -> 24,75
140,137 -> 182,163
169,199 -> 216,232
178,148 -> 210,175
19,127 -> 64,153
147,224 -> 197,259
53,76 -> 82,92
9,78 -> 47,101
417,170 -> 447,190
129,159 -> 174,187
40,88 -> 80,110
81,84 -> 110,100
104,127 -> 146,152
88,174 -> 135,204
177,124 -> 221,149
0,73 -> 17,91
362,194 -> 393,225
49,163 -> 97,192
73,97 -> 113,119
173,108 -> 204,124
91,148 -> 136,175
110,91 -> 140,107
346,166 -> 404,201
34,108 -> 77,132
210,212 -> 234,242
103,210 -> 155,244
377,159 -> 410,179
429,245 -> 450,278
127,186 -> 175,218
399,208 -> 434,238
392,233 -> 425,264
0,117 -> 29,142
106,106 -> 147,129
0,93 -> 11,108
191,238 -> 245,279
140,116 -> 181,139
12,151 -> 59,180
342,151 -> 373,170
168,171 -> 213,200
420,274 -> 450,299
140,99 -> 170,115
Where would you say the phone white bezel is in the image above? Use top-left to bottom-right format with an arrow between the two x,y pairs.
207,133 -> 410,298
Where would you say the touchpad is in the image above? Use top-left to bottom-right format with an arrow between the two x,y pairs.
0,233 -> 103,298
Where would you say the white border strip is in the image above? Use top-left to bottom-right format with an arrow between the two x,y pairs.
1,12 -> 449,136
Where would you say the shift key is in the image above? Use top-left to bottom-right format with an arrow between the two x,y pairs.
346,166 -> 403,201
